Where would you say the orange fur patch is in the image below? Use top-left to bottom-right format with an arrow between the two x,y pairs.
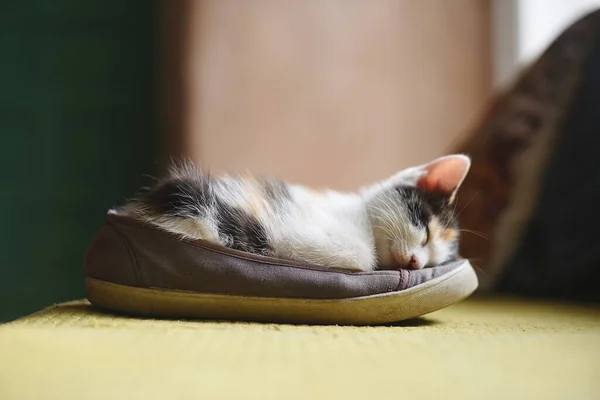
242,176 -> 269,219
429,217 -> 458,242
440,227 -> 459,242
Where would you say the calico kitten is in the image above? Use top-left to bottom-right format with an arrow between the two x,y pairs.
117,155 -> 470,271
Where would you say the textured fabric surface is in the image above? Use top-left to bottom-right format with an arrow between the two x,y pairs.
1,298 -> 599,399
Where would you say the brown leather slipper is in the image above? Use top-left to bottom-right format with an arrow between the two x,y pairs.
84,214 -> 478,325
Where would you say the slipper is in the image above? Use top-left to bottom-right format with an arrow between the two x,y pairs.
84,214 -> 478,325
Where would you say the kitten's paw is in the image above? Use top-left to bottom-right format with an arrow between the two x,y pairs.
331,263 -> 368,272
323,245 -> 376,272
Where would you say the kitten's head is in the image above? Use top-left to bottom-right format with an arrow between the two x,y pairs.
363,155 -> 471,270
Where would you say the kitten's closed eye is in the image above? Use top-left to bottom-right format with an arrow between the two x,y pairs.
368,155 -> 470,270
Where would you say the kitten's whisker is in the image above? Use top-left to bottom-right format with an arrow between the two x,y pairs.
141,173 -> 158,181
372,224 -> 394,238
451,192 -> 460,216
378,195 -> 404,235
466,260 -> 489,278
458,229 -> 489,240
384,193 -> 409,236
446,192 -> 478,227
454,192 -> 478,221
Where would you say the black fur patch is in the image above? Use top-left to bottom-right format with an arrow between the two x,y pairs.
396,185 -> 456,228
423,190 -> 455,227
396,186 -> 429,227
138,175 -> 213,218
261,179 -> 290,206
213,198 -> 270,255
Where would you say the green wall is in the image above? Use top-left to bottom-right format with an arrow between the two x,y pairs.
0,2 -> 159,321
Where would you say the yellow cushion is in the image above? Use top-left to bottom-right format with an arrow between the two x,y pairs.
1,298 -> 598,399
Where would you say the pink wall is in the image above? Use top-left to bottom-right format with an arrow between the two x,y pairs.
175,0 -> 491,190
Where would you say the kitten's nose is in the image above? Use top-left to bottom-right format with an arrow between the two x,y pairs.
408,255 -> 419,269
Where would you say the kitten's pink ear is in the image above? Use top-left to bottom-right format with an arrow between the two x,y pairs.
416,155 -> 471,203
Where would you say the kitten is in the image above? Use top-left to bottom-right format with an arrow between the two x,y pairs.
116,155 -> 470,271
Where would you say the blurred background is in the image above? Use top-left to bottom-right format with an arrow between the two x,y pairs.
2,0 -> 600,321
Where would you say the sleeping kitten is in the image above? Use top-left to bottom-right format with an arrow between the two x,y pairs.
117,155 -> 470,271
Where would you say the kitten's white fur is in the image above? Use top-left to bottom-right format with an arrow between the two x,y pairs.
122,155 -> 470,271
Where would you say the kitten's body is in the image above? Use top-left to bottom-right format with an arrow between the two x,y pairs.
119,155 -> 470,271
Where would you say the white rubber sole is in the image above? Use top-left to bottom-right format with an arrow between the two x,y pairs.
85,260 -> 478,325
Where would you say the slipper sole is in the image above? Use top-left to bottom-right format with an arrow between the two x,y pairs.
85,260 -> 478,325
